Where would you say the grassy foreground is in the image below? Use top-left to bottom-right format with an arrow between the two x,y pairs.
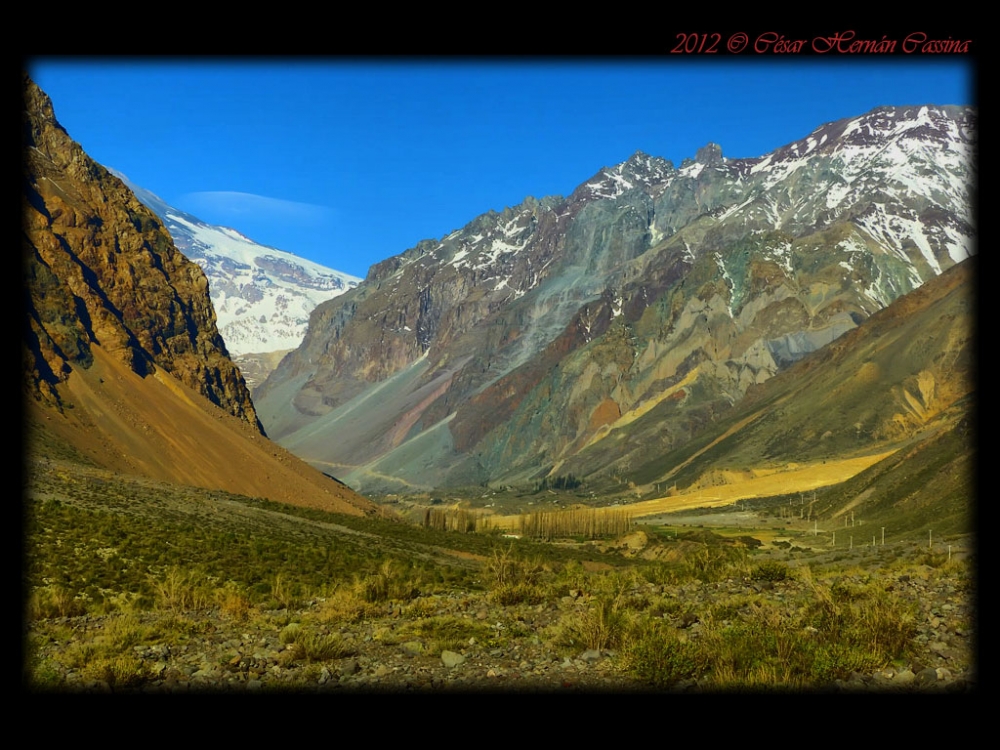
25,459 -> 973,692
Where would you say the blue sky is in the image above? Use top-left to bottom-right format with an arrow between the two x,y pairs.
28,59 -> 973,280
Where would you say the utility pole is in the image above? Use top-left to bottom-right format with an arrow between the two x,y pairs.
881,527 -> 885,546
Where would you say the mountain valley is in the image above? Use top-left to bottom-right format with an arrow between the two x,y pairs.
23,71 -> 975,694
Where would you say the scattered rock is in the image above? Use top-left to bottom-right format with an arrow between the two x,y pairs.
916,667 -> 939,684
400,641 -> 425,656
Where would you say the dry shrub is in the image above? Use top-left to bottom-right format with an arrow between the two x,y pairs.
279,622 -> 302,645
851,588 -> 917,659
151,566 -> 210,612
395,615 -> 492,655
216,582 -> 253,622
28,586 -> 86,620
299,632 -> 351,662
355,560 -> 419,603
576,595 -> 633,651
270,572 -> 302,610
404,596 -> 440,618
102,614 -> 149,651
63,641 -> 99,669
551,573 -> 640,653
488,545 -> 544,605
280,631 -> 352,665
80,653 -> 149,690
316,585 -> 378,623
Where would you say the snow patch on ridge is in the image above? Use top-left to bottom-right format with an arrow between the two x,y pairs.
942,226 -> 973,263
714,252 -> 736,318
835,235 -> 870,274
763,240 -> 794,275
853,203 -> 941,277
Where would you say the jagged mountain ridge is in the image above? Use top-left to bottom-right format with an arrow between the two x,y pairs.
23,74 -> 374,516
107,170 -> 361,364
255,104 -> 975,494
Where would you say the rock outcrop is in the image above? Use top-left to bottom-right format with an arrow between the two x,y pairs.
23,73 -> 262,433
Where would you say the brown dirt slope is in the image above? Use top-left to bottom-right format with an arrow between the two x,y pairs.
28,344 -> 374,516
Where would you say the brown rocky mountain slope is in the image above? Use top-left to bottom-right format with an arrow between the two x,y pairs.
622,256 -> 974,528
256,107 -> 974,494
23,73 -> 373,517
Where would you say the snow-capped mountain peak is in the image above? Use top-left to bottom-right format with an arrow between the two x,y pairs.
107,169 -> 361,358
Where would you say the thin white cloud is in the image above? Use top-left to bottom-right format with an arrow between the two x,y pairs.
179,191 -> 336,225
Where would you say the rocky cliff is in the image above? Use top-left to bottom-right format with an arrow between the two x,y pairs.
23,73 -> 374,516
23,73 -> 263,433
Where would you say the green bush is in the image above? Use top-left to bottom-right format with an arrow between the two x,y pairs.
625,623 -> 705,686
355,560 -> 420,603
751,561 -> 793,582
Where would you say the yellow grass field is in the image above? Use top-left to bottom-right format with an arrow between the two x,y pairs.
628,450 -> 897,517
489,450 -> 896,531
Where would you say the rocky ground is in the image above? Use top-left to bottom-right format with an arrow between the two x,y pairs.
28,558 -> 974,694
